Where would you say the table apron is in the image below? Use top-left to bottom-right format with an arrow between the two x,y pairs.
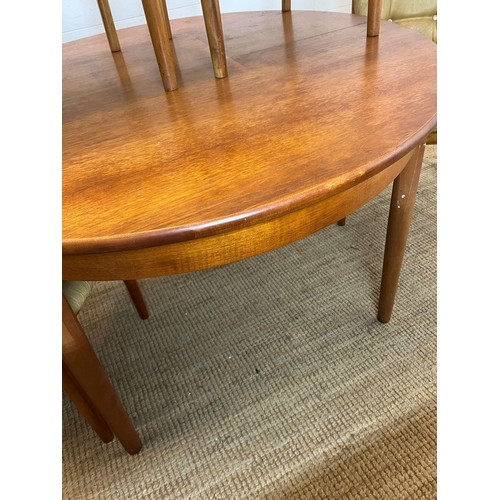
62,149 -> 414,281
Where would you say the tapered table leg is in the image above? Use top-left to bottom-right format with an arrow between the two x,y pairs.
124,280 -> 149,320
63,361 -> 114,443
377,143 -> 425,323
201,0 -> 228,78
141,0 -> 177,91
62,294 -> 142,454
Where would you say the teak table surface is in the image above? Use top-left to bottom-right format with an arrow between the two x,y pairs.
63,11 -> 436,303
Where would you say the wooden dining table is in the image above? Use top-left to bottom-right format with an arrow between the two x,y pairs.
62,10 -> 436,453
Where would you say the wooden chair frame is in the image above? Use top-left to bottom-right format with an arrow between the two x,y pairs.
62,280 -> 148,454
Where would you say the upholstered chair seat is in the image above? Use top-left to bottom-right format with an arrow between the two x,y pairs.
353,0 -> 436,42
62,280 -> 93,315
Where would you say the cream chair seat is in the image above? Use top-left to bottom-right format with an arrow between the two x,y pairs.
353,0 -> 436,42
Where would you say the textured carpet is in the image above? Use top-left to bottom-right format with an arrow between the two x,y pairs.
62,146 -> 437,499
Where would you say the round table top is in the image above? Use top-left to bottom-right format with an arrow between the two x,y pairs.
63,11 -> 436,256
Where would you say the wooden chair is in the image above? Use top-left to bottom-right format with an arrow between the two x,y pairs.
282,0 -> 383,36
95,0 -> 227,91
352,0 -> 437,144
62,279 -> 148,454
96,0 -> 121,52
280,1 -> 385,227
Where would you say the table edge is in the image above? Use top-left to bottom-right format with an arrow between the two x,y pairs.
62,117 -> 436,257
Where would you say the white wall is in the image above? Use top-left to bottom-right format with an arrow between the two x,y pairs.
62,0 -> 352,43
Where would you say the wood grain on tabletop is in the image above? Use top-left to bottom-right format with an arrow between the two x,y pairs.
62,12 -> 436,258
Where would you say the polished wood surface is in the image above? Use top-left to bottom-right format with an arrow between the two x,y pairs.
63,11 -> 435,274
63,150 -> 414,280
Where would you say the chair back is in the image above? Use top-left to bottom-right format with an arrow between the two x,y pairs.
353,0 -> 437,42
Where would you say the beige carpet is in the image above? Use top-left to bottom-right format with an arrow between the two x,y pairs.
62,146 -> 437,499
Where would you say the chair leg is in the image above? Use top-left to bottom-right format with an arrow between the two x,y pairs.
367,0 -> 383,37
282,0 -> 291,12
96,0 -> 121,52
123,280 -> 149,320
62,294 -> 142,455
141,0 -> 178,91
63,361 -> 114,443
159,0 -> 173,40
200,0 -> 228,79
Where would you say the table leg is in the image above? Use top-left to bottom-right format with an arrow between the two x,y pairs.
124,279 -> 150,320
141,0 -> 178,91
63,361 -> 114,443
62,294 -> 142,454
367,0 -> 382,37
200,0 -> 228,79
377,143 -> 425,323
